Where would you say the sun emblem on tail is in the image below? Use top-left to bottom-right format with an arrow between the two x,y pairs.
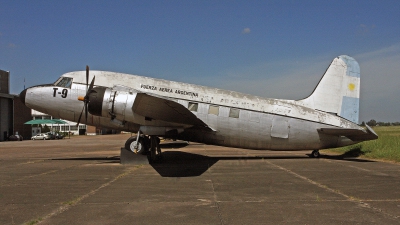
348,83 -> 355,91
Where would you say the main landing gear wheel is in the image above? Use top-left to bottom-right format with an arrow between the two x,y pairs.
125,135 -> 149,155
310,150 -> 320,158
148,136 -> 163,163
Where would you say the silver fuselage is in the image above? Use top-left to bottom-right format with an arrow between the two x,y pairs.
22,71 -> 361,150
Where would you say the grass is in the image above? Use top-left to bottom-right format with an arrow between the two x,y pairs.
26,218 -> 42,225
326,126 -> 400,162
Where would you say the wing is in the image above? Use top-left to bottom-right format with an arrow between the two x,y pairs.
132,92 -> 210,129
318,124 -> 378,141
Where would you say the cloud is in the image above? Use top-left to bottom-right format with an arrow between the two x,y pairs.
209,45 -> 400,122
241,27 -> 251,34
353,44 -> 400,121
354,43 -> 400,60
357,24 -> 376,35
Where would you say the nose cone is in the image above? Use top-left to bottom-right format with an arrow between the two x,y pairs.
19,88 -> 27,105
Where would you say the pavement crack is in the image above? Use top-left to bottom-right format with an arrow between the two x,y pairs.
0,164 -> 81,187
17,159 -> 47,165
323,159 -> 390,176
207,179 -> 224,225
265,160 -> 400,221
28,166 -> 139,225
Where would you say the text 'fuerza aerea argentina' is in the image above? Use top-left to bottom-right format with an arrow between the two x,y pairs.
140,84 -> 199,97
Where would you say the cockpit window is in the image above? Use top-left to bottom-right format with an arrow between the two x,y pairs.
55,77 -> 73,88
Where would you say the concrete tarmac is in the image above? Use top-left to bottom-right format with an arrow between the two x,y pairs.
1,134 -> 399,224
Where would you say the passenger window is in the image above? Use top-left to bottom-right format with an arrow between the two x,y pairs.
209,105 -> 219,115
55,77 -> 73,88
188,102 -> 198,112
229,108 -> 240,118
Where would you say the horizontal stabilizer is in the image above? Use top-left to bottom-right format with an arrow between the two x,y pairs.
318,125 -> 378,141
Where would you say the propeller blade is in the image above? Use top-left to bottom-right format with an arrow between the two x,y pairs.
78,65 -> 94,132
86,76 -> 96,96
86,65 -> 89,91
76,106 -> 85,126
85,101 -> 88,125
83,65 -> 91,127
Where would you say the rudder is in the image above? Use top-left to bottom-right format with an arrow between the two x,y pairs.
297,55 -> 360,124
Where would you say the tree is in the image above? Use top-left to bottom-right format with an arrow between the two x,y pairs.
366,119 -> 377,126
42,124 -> 50,133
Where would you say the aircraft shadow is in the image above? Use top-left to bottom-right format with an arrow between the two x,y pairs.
318,154 -> 375,163
150,151 -> 217,177
152,150 -> 376,177
51,156 -> 120,164
150,151 -> 312,177
160,141 -> 189,149
50,148 -> 375,177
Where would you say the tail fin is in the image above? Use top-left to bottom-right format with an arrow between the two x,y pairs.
297,55 -> 360,124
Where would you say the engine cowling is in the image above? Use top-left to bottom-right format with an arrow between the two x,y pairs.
87,86 -> 186,136
88,86 -> 139,123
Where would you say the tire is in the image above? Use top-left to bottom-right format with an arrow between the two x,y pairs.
311,150 -> 320,158
125,135 -> 148,154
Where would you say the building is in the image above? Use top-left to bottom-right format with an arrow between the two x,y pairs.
0,70 -> 32,141
30,109 -> 120,135
31,109 -> 92,135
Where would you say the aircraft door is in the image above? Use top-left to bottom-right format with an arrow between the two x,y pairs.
271,116 -> 289,139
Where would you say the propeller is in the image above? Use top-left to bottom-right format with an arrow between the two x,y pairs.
76,65 -> 95,126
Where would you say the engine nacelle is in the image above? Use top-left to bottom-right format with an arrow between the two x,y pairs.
87,85 -> 186,136
88,86 -> 139,124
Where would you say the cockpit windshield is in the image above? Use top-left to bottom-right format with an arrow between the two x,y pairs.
55,77 -> 73,88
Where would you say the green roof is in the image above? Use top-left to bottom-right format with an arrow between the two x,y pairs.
24,119 -> 68,125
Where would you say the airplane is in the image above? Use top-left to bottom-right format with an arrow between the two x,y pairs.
20,55 -> 378,162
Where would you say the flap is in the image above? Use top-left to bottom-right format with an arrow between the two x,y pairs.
132,93 -> 209,128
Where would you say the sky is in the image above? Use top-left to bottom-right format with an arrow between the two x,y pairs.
1,0 -> 399,122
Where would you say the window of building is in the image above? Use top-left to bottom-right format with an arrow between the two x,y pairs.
55,77 -> 73,88
229,108 -> 240,118
188,102 -> 198,112
70,126 -> 78,131
208,105 -> 219,115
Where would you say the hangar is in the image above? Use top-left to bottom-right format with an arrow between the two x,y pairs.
0,70 -> 32,141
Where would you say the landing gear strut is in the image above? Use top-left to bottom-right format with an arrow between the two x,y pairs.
310,150 -> 320,158
148,136 -> 163,163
